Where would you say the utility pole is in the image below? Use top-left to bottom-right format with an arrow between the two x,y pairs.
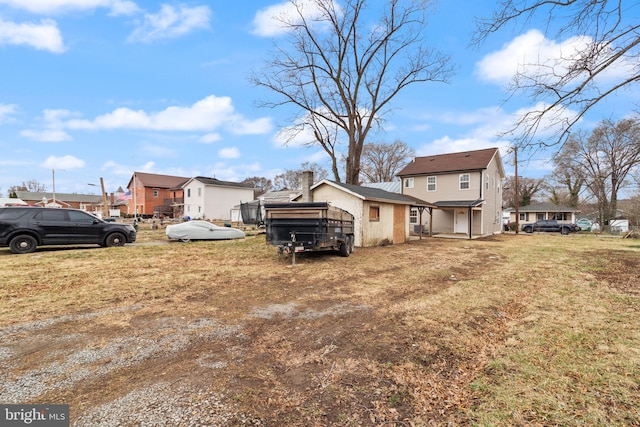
100,177 -> 109,219
514,147 -> 519,234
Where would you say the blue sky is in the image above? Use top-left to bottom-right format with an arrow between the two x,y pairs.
0,0 -> 636,196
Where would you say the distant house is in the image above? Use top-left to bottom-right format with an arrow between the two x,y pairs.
506,203 -> 581,225
397,147 -> 506,238
294,173 -> 433,247
181,176 -> 255,221
127,172 -> 189,218
16,191 -> 102,210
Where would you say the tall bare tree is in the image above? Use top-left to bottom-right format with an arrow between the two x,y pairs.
475,0 -> 640,149
252,0 -> 453,184
551,141 -> 587,208
273,162 -> 329,190
359,139 -> 414,183
503,175 -> 544,208
558,118 -> 640,223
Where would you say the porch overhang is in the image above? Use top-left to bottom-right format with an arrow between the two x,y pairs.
432,199 -> 485,239
432,199 -> 484,209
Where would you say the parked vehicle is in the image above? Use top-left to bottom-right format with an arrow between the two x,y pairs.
521,219 -> 581,235
264,202 -> 355,257
576,218 -> 592,232
165,220 -> 245,242
0,207 -> 136,254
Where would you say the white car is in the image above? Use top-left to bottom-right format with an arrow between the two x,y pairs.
166,220 -> 245,242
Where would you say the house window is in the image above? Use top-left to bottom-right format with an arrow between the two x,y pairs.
187,189 -> 191,198
369,206 -> 380,222
427,176 -> 436,192
198,187 -> 202,197
553,212 -> 569,221
153,190 -> 159,197
485,175 -> 489,190
410,209 -> 418,224
404,178 -> 414,189
519,212 -> 529,221
459,174 -> 470,190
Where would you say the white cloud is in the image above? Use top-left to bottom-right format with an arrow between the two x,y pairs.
475,29 -> 634,89
41,155 -> 85,169
0,0 -> 140,16
198,133 -> 221,144
128,4 -> 211,43
0,18 -> 65,53
22,96 -> 273,143
476,29 -> 598,86
252,0 -> 340,37
65,95 -> 270,134
229,117 -> 273,135
0,103 -> 18,123
218,147 -> 240,159
20,129 -> 71,141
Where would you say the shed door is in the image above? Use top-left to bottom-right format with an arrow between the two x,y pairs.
393,205 -> 405,244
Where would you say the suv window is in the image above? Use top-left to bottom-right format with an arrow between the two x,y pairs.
69,210 -> 98,223
34,209 -> 68,221
0,208 -> 30,220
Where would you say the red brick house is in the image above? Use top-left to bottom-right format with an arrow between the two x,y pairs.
126,172 -> 189,218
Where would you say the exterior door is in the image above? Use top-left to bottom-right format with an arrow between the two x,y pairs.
454,209 -> 468,234
393,205 -> 405,244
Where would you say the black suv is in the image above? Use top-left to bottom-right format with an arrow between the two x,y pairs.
0,207 -> 136,254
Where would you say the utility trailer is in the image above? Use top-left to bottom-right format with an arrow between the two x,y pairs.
264,202 -> 355,257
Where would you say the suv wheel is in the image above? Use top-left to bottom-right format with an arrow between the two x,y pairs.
10,235 -> 37,254
105,232 -> 126,247
524,226 -> 533,234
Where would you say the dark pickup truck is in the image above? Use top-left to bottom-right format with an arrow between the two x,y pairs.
521,220 -> 581,235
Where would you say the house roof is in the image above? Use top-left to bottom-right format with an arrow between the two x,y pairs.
397,147 -> 504,177
128,172 -> 189,190
510,202 -> 580,213
187,176 -> 253,189
16,191 -> 103,204
432,199 -> 484,208
361,181 -> 402,193
310,180 -> 435,207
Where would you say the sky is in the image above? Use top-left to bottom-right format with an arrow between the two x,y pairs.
0,0 -> 637,197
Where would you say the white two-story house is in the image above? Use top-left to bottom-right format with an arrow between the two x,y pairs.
181,176 -> 254,221
397,147 -> 505,238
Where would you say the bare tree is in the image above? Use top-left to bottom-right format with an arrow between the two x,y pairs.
359,139 -> 414,183
503,175 -> 544,208
273,162 -> 329,190
551,140 -> 588,207
9,180 -> 47,193
558,118 -> 640,223
475,0 -> 640,149
252,0 -> 453,184
241,177 -> 273,198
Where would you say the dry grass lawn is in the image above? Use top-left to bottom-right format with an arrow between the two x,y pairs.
0,229 -> 638,426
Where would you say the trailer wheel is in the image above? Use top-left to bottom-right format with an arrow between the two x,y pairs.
339,240 -> 350,257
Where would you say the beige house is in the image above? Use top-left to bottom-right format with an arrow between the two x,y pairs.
295,178 -> 433,247
397,147 -> 505,238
